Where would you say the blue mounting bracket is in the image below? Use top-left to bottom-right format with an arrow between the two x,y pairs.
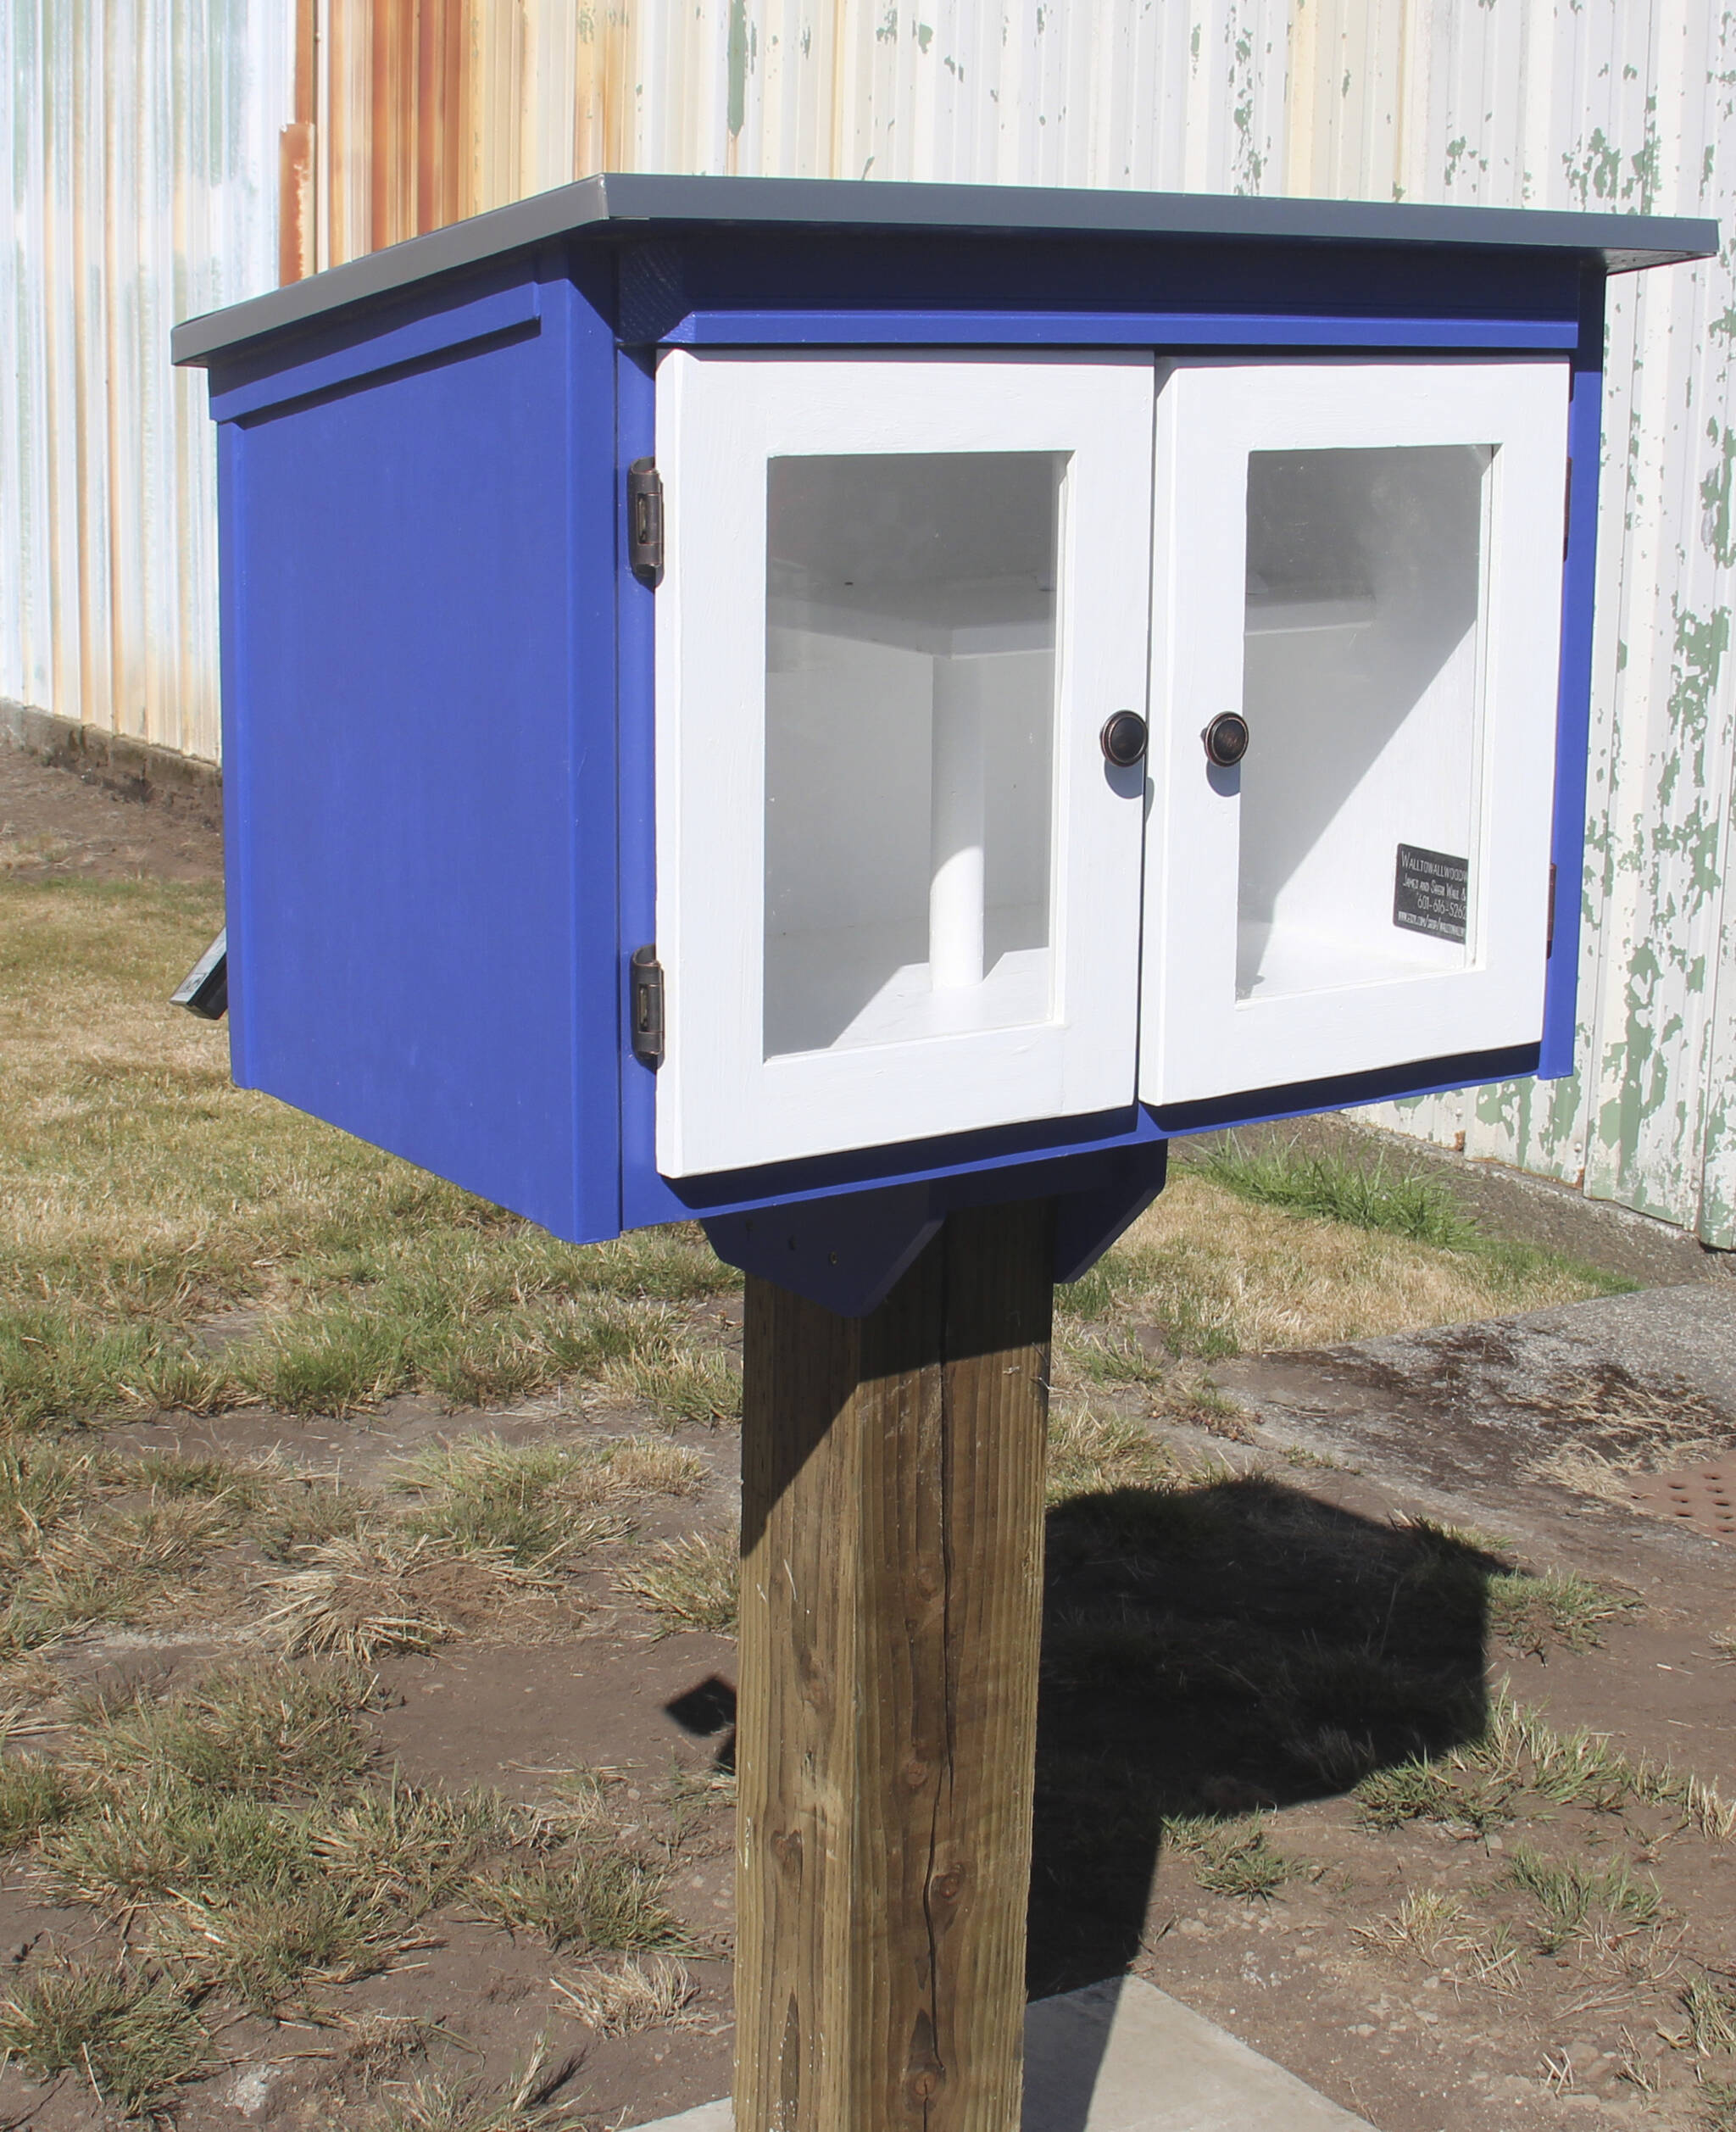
702,1138 -> 1169,1316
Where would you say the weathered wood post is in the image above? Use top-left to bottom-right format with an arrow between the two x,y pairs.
734,1200 -> 1054,2132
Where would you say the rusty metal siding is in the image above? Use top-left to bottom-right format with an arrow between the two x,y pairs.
1301,1 -> 1736,1250
8,0 -> 1736,1245
3,0 -> 291,763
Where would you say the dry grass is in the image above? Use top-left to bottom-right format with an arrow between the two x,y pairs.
0,882 -> 737,1429
264,1532 -> 558,1659
551,1956 -> 701,2036
1062,1170 -> 1616,1361
1356,1690 -> 1736,1846
616,1533 -> 740,1637
71,1662 -> 378,1800
1045,1402 -> 1188,1504
467,1849 -> 686,1953
1525,1365 -> 1736,1500
395,1433 -> 702,1563
600,1348 -> 743,1430
360,2035 -> 581,2131
1356,1887 -> 1467,1963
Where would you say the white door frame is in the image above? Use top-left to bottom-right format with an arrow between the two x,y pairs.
655,348 -> 1156,1177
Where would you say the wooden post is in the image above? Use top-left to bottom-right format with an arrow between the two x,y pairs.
735,1200 -> 1054,2132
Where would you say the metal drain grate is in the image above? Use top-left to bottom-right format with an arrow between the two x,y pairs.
1628,1459 -> 1736,1544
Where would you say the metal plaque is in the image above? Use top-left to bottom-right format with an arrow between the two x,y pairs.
1393,844 -> 1469,944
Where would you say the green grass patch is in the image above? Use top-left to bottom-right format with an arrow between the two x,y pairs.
0,1754 -> 80,1851
1163,1813 -> 1300,1898
75,1662 -> 377,1801
1504,1839 -> 1661,1952
1488,1565 -> 1640,1654
0,1959 -> 210,2113
1194,1138 -> 1478,1245
1189,1134 -> 1636,1294
468,1850 -> 686,1953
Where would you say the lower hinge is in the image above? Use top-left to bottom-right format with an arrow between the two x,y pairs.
631,945 -> 665,1067
627,459 -> 664,587
1546,862 -> 1558,956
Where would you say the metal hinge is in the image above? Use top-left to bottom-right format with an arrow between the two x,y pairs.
631,945 -> 665,1067
1563,458 -> 1573,559
627,459 -> 664,587
1546,862 -> 1558,956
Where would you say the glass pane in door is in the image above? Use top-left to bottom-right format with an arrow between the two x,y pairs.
1236,443 -> 1492,1002
764,452 -> 1063,1058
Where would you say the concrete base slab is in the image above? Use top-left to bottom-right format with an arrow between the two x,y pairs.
622,1976 -> 1373,2130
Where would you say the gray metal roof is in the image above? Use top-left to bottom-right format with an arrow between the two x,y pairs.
171,171 -> 1719,367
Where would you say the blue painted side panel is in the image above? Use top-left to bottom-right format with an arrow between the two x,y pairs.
211,279 -> 542,422
222,263 -> 620,1242
667,309 -> 1579,351
1538,270 -> 1605,1079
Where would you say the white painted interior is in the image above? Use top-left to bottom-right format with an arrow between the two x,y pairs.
762,450 -> 1060,1055
656,351 -> 1154,1177
1141,358 -> 1568,1107
1236,441 -> 1490,1002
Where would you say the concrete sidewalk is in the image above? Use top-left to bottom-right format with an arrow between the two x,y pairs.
626,1976 -> 1374,2131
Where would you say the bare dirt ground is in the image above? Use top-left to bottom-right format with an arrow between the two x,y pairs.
0,744 -> 223,886
2,741 -> 1734,2132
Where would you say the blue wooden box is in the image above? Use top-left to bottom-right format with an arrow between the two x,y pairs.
172,176 -> 1713,1313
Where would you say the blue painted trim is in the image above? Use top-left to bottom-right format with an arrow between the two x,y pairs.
615,344 -> 676,1230
559,262 -> 626,1239
1538,270 -> 1605,1080
664,309 -> 1580,352
216,421 -> 254,1091
210,280 -> 541,423
701,1138 -> 1171,1315
1151,1044 -> 1540,1138
642,1105 -> 1168,1227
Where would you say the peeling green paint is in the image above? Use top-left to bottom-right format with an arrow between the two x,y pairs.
1561,127 -> 1625,205
1699,422 -> 1736,567
726,0 -> 750,138
1630,97 -> 1661,208
915,21 -> 933,53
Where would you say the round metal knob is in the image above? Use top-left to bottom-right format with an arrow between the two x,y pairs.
1099,711 -> 1148,769
1202,712 -> 1249,769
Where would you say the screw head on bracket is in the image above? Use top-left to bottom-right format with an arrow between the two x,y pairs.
1099,711 -> 1149,768
1202,712 -> 1250,769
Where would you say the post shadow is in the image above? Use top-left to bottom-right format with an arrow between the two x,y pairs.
1023,1472 -> 1498,2131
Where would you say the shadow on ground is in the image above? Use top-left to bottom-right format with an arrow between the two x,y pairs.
1027,1474 -> 1495,1997
660,1476 -> 1500,2008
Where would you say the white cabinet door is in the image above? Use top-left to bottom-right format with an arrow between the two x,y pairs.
656,351 -> 1155,1178
1139,359 -> 1569,1108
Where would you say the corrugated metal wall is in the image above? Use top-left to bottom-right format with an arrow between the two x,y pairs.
1,0 -> 291,763
7,1 -> 1735,1246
